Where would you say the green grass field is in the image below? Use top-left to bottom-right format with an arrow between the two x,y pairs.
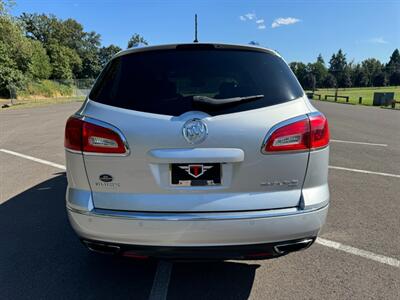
307,86 -> 400,106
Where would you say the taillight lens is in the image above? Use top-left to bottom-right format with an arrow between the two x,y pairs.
65,117 -> 127,154
263,113 -> 329,153
309,113 -> 330,149
64,117 -> 83,151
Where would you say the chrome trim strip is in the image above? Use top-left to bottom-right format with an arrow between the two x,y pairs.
273,238 -> 314,254
67,204 -> 329,221
147,148 -> 245,163
67,115 -> 130,157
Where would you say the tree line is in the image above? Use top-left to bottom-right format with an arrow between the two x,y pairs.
0,1 -> 147,97
289,49 -> 400,90
1,0 -> 399,98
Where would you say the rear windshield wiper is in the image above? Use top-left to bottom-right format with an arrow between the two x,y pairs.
192,94 -> 264,105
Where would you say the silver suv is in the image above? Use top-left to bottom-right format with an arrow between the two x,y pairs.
65,43 -> 329,260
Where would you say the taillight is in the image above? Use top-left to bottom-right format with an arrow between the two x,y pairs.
308,113 -> 330,149
262,113 -> 329,153
64,116 -> 128,154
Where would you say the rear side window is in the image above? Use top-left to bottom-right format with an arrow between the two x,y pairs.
89,49 -> 304,116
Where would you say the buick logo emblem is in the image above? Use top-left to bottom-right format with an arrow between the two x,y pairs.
182,118 -> 208,144
99,174 -> 113,182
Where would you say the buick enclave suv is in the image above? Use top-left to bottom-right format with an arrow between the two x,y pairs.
64,43 -> 329,260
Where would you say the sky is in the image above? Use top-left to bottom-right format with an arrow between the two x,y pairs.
11,0 -> 400,64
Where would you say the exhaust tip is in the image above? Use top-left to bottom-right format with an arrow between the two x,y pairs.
274,238 -> 314,255
82,240 -> 120,255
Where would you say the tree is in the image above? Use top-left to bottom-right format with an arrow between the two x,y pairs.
304,73 -> 316,91
0,16 -> 33,73
99,44 -> 122,67
386,49 -> 400,85
76,31 -> 101,78
389,71 -> 400,86
28,39 -> 52,79
20,13 -> 58,44
352,64 -> 369,87
309,55 -> 328,88
127,33 -> 148,48
317,54 -> 325,65
0,41 -> 25,96
20,13 -> 102,78
0,12 -> 51,95
47,43 -> 81,79
373,72 -> 387,87
362,58 -> 383,86
340,65 -> 352,88
0,0 -> 14,16
249,41 -> 260,46
329,49 -> 348,87
289,62 -> 308,87
324,73 -> 337,88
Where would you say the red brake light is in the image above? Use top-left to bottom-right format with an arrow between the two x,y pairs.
263,113 -> 329,153
65,117 -> 128,154
65,117 -> 83,151
309,113 -> 330,149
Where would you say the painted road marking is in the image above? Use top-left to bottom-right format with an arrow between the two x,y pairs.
149,261 -> 173,300
330,139 -> 388,147
2,149 -> 400,269
329,165 -> 400,179
316,238 -> 400,268
0,149 -> 66,170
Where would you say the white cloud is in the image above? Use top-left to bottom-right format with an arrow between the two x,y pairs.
245,13 -> 256,20
367,37 -> 388,44
271,17 -> 301,28
239,13 -> 266,30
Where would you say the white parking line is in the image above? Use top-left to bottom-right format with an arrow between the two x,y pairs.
330,139 -> 388,147
316,238 -> 400,268
0,149 -> 66,170
2,148 -> 400,269
149,261 -> 173,300
329,165 -> 400,179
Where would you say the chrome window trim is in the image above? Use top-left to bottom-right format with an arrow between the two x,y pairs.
65,115 -> 130,157
67,203 -> 329,221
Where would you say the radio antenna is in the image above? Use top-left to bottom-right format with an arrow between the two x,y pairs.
193,14 -> 198,43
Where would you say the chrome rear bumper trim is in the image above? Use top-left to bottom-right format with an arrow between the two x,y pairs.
67,204 -> 328,221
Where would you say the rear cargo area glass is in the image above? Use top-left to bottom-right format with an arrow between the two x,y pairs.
89,49 -> 303,116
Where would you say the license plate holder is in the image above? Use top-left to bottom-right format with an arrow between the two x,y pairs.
170,163 -> 221,186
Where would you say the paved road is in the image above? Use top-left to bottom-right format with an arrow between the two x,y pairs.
0,101 -> 399,299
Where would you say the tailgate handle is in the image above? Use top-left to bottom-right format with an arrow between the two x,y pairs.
147,148 -> 244,163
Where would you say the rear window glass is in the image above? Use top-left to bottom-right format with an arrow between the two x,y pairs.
89,49 -> 304,116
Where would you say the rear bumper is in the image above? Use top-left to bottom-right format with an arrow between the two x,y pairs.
80,237 -> 316,260
67,204 -> 328,249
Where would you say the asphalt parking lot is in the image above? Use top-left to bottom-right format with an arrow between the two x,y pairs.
1,100 -> 399,299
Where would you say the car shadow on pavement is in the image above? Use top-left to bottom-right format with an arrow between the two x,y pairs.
0,174 -> 157,300
1,174 -> 259,300
168,261 -> 259,299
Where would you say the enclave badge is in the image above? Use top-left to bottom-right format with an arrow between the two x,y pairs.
99,174 -> 113,182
